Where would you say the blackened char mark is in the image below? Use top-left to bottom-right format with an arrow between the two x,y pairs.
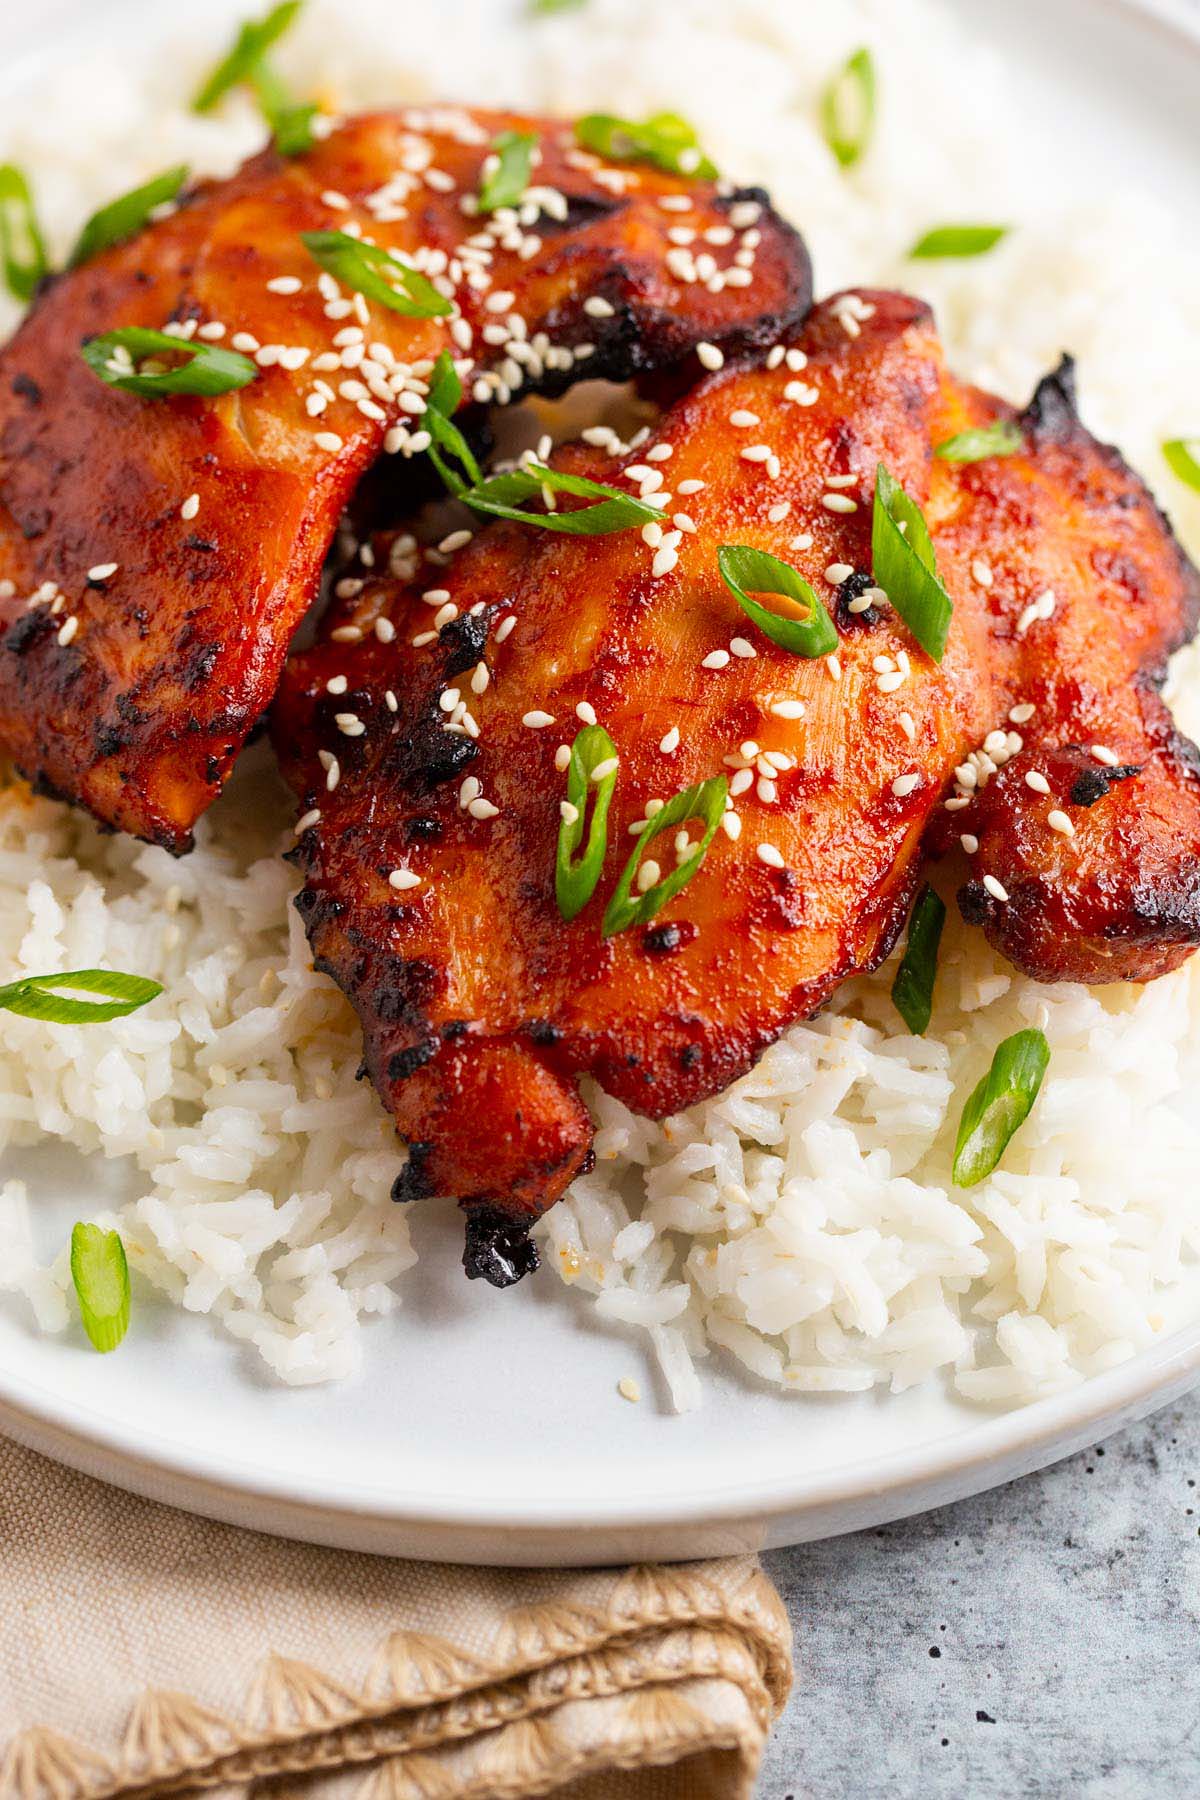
1022,355 -> 1078,442
462,1204 -> 541,1287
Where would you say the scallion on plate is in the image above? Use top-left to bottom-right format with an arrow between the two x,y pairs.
478,131 -> 538,213
1163,438 -> 1200,492
301,230 -> 454,318
68,166 -> 190,268
0,968 -> 162,1023
891,884 -> 946,1035
717,544 -> 839,658
70,1222 -> 131,1353
602,775 -> 727,936
871,462 -> 953,662
934,419 -> 1023,464
952,1027 -> 1050,1187
909,223 -> 1009,259
463,463 -> 662,535
0,163 -> 48,302
193,0 -> 303,111
820,47 -> 875,170
80,328 -> 259,398
575,111 -> 716,180
556,725 -> 618,920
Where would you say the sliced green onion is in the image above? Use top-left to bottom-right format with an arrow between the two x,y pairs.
576,111 -> 717,181
462,463 -> 662,535
247,56 -> 318,156
1163,438 -> 1200,493
909,224 -> 1008,259
871,462 -> 953,663
934,419 -> 1023,464
68,166 -> 189,269
301,230 -> 453,318
80,328 -> 259,399
952,1028 -> 1050,1188
556,725 -> 618,921
70,1223 -> 131,1353
891,884 -> 946,1035
193,0 -> 303,111
530,0 -> 587,11
717,544 -> 838,658
478,131 -> 538,213
420,349 -> 481,494
820,47 -> 875,170
0,968 -> 163,1023
0,164 -> 49,303
602,775 -> 727,936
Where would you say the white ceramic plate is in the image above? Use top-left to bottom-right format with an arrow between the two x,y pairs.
2,0 -> 1200,1567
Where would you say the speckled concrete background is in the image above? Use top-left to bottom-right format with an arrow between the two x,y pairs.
757,1398 -> 1200,1796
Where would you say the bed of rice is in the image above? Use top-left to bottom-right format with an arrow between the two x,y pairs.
2,0 -> 1200,1406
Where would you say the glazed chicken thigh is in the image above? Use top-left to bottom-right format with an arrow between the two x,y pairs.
273,285 -> 1200,1284
0,107 -> 808,848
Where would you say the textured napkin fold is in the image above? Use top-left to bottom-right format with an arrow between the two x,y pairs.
0,1438 -> 792,1800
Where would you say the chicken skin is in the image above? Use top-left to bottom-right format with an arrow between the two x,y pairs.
275,287 -> 1200,1284
0,107 -> 808,850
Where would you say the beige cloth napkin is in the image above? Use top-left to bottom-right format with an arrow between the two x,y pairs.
0,1438 -> 792,1800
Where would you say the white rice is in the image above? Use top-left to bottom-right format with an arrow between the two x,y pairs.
2,0 -> 1200,1404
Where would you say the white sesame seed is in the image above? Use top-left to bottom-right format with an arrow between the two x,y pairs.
824,472 -> 858,488
790,533 -> 814,552
522,710 -> 555,729
983,874 -> 1009,902
702,649 -> 730,670
729,637 -> 756,659
1091,745 -> 1120,766
826,654 -> 843,681
554,744 -> 572,773
646,443 -> 673,462
1047,810 -> 1075,837
756,843 -> 785,869
87,562 -> 118,582
1009,703 -> 1036,724
944,795 -> 970,811
637,859 -> 661,893
267,275 -> 303,295
641,522 -> 663,549
659,726 -> 680,754
326,675 -> 348,695
583,295 -> 615,319
730,768 -> 754,796
439,529 -> 473,554
495,615 -> 516,644
197,321 -> 226,340
591,756 -> 619,781
468,798 -> 500,820
389,868 -> 421,890
757,778 -> 777,804
315,432 -> 344,453
825,562 -> 854,584
730,409 -> 760,428
1025,770 -> 1051,795
677,478 -> 706,495
330,625 -> 362,643
740,445 -> 773,463
295,808 -> 321,833
971,558 -> 994,587
821,492 -> 858,514
892,772 -> 922,798
56,615 -> 78,646
770,699 -> 806,720
385,690 -> 398,712
575,700 -> 597,725
335,713 -> 365,737
877,670 -> 905,694
652,545 -> 679,577
559,800 -> 579,825
231,332 -> 259,353
180,493 -> 200,521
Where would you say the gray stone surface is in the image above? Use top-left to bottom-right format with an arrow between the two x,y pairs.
757,1394 -> 1200,1798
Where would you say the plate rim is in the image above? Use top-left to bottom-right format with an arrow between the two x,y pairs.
2,0 -> 1200,1556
